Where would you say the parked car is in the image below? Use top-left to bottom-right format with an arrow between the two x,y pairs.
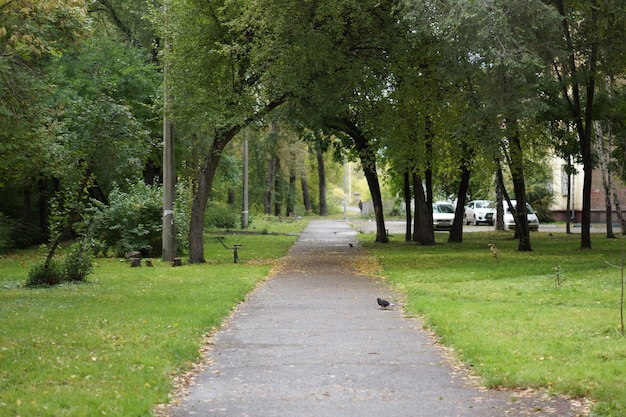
464,200 -> 495,226
503,200 -> 540,231
433,201 -> 455,230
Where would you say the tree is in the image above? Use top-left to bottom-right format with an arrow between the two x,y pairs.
167,0 -> 288,263
0,0 -> 87,240
435,0 -> 562,251
546,0 -> 626,249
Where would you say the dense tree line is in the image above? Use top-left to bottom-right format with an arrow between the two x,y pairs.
1,0 -> 626,258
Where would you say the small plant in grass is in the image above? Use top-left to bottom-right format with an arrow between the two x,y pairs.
26,243 -> 94,286
552,265 -> 565,290
64,242 -> 93,282
27,258 -> 65,286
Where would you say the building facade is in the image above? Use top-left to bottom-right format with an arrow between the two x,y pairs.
550,156 -> 626,223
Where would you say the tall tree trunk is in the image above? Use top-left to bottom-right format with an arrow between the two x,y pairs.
188,130 -> 238,263
348,124 -> 387,243
424,116 -> 434,210
301,177 -> 312,213
594,121 -> 615,238
508,127 -> 532,251
403,170 -> 412,242
264,159 -> 275,215
554,0 -> 596,249
316,146 -> 328,216
412,171 -> 434,245
325,117 -> 387,242
495,169 -> 505,231
286,171 -> 296,216
449,162 -> 471,243
227,189 -> 235,206
274,158 -> 282,217
565,157 -> 572,234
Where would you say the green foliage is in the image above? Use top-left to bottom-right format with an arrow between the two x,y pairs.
0,0 -> 88,189
26,243 -> 94,286
551,265 -> 565,290
26,258 -> 64,286
64,242 -> 94,282
205,201 -> 239,229
11,222 -> 44,250
91,182 -> 163,257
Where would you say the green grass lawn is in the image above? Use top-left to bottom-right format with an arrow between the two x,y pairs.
0,220 -> 303,417
361,230 -> 626,417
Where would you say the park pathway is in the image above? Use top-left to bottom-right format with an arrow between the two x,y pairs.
163,219 -> 585,417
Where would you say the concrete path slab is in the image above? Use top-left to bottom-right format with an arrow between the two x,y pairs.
164,219 -> 585,417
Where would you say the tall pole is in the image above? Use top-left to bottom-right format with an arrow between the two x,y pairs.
162,0 -> 176,261
343,157 -> 347,220
242,129 -> 249,229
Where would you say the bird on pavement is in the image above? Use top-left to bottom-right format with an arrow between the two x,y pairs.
377,298 -> 391,309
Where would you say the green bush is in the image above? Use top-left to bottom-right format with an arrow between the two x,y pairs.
64,243 -> 93,282
90,181 -> 191,258
205,201 -> 238,229
26,243 -> 93,287
91,182 -> 162,257
27,259 -> 65,286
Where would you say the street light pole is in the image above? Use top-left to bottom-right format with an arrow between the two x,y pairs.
242,128 -> 249,229
162,0 -> 176,261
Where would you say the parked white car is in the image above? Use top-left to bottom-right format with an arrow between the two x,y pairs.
464,200 -> 495,226
503,200 -> 540,231
433,201 -> 455,230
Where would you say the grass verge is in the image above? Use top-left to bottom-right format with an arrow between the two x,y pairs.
0,221 -> 303,417
361,230 -> 626,417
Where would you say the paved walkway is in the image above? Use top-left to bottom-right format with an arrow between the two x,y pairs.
164,220 -> 585,417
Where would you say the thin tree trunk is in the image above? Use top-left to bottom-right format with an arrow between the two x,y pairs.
264,159 -> 275,215
316,146 -> 327,216
403,171 -> 412,242
301,177 -> 312,213
554,0 -> 596,249
594,121 -> 615,238
274,158 -> 282,217
566,157 -> 572,234
287,172 -> 296,216
495,169 -> 505,231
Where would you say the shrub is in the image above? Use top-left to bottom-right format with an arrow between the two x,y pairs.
27,259 -> 65,286
91,181 -> 162,257
205,201 -> 238,229
26,243 -> 93,287
64,243 -> 93,282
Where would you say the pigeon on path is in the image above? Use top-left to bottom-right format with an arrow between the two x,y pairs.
377,298 -> 391,309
